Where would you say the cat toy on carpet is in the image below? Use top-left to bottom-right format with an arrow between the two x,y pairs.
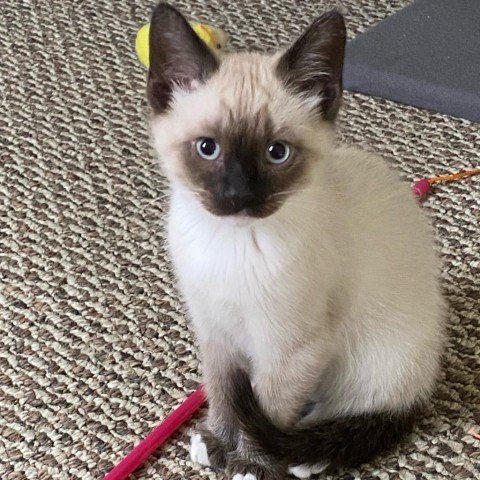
103,386 -> 206,480
412,168 -> 480,197
135,21 -> 228,69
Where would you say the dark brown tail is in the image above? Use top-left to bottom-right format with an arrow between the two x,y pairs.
230,368 -> 419,468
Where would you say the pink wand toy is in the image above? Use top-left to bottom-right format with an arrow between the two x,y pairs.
103,386 -> 206,480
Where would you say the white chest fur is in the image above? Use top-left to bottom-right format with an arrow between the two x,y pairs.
166,188 -> 333,359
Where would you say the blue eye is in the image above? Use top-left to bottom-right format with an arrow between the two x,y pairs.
267,141 -> 291,164
195,138 -> 221,161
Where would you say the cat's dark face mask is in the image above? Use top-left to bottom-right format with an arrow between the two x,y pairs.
179,112 -> 312,218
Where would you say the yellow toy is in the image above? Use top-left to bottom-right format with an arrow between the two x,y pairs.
135,22 -> 228,68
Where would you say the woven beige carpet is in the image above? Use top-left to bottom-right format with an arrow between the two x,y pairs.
1,1 -> 479,479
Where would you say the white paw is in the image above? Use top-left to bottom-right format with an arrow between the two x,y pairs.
288,463 -> 328,479
232,474 -> 257,480
190,432 -> 211,467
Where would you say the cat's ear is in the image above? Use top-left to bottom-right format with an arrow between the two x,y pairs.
147,3 -> 219,114
277,11 -> 346,121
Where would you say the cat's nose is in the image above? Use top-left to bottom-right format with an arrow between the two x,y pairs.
222,184 -> 258,213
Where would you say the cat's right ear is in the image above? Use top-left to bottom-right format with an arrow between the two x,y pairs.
147,3 -> 219,114
277,11 -> 346,121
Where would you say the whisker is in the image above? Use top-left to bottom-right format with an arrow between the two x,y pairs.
270,188 -> 311,198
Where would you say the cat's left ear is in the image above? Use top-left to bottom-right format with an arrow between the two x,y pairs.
277,11 -> 346,121
147,3 -> 219,114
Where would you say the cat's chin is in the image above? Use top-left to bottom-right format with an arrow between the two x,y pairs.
206,204 -> 282,226
224,212 -> 258,227
204,209 -> 259,227
202,203 -> 282,223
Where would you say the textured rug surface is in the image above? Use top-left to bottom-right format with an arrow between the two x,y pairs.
1,1 -> 479,479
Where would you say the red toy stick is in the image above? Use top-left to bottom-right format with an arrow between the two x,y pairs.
103,386 -> 207,480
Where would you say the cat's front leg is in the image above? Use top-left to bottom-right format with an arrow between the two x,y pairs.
224,338 -> 333,479
192,338 -> 287,478
190,336 -> 245,470
192,350 -> 287,479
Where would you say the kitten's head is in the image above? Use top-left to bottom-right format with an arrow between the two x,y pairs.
148,3 -> 346,218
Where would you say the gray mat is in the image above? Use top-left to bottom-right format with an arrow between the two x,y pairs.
1,0 -> 479,479
344,0 -> 480,122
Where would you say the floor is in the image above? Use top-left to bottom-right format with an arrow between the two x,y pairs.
1,0 -> 479,479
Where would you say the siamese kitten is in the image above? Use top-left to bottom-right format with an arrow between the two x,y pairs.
147,3 -> 445,479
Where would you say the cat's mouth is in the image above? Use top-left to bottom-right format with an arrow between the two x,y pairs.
188,183 -> 286,220
203,198 -> 282,220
